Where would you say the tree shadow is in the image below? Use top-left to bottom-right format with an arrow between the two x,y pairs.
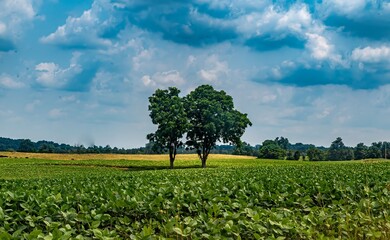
123,165 -> 218,171
41,163 -> 218,171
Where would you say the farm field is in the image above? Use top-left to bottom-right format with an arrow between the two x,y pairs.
0,153 -> 390,239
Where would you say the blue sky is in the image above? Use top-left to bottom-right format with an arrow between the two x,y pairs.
0,0 -> 390,148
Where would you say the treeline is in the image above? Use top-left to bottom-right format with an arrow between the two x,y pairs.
0,137 -> 244,155
1,136 -> 389,161
255,137 -> 390,161
0,137 -> 154,154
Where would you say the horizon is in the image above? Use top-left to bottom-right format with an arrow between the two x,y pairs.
0,1 -> 389,149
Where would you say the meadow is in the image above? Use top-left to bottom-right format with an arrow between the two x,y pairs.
0,152 -> 390,239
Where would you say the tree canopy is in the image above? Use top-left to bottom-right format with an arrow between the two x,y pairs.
184,85 -> 252,168
147,87 -> 188,169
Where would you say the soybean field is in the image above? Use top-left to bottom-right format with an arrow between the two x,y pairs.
0,153 -> 389,239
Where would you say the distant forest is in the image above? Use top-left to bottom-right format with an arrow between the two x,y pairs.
0,136 -> 314,156
0,136 -> 388,161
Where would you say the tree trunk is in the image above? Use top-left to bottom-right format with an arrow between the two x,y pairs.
169,158 -> 174,169
201,158 -> 206,168
169,146 -> 175,169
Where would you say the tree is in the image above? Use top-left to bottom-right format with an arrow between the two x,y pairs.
232,142 -> 256,156
275,136 -> 290,150
258,140 -> 286,159
367,142 -> 382,158
293,150 -> 301,160
307,147 -> 325,161
19,139 -> 35,152
327,137 -> 354,161
354,143 -> 368,160
147,87 -> 188,169
184,85 -> 251,168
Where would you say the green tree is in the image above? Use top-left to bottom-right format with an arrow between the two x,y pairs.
275,136 -> 290,150
293,150 -> 301,160
18,139 -> 35,152
327,137 -> 354,161
307,147 -> 325,161
147,87 -> 188,169
184,85 -> 252,168
258,140 -> 286,159
354,143 -> 368,160
232,142 -> 255,156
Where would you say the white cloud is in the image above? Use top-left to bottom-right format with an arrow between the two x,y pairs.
236,4 -> 317,38
0,74 -> 24,89
132,49 -> 154,71
0,22 -> 6,35
323,0 -> 367,16
142,70 -> 185,87
35,53 -> 83,88
277,5 -> 313,33
198,55 -> 229,82
0,0 -> 36,37
41,2 -> 112,48
352,46 -> 390,63
305,33 -> 343,64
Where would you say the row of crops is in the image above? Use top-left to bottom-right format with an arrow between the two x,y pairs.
1,160 -> 390,239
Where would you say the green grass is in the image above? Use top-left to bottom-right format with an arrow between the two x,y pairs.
1,155 -> 390,239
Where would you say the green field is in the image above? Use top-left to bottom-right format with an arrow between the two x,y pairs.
1,154 -> 390,239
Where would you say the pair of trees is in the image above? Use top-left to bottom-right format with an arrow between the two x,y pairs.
147,85 -> 252,168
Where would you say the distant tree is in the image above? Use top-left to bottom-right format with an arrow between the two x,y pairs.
147,87 -> 188,169
327,137 -> 354,161
38,143 -> 55,153
293,150 -> 301,160
185,85 -> 252,168
354,143 -> 368,160
307,147 -> 325,161
367,142 -> 382,158
233,142 -> 256,156
381,142 -> 390,159
258,140 -> 286,159
286,150 -> 294,160
275,136 -> 290,150
19,139 -> 35,152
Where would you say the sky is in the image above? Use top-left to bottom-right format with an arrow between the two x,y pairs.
0,0 -> 390,148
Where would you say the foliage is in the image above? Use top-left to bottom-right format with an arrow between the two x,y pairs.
184,85 -> 252,167
0,157 -> 390,239
232,142 -> 257,156
286,150 -> 301,160
258,139 -> 286,159
274,136 -> 290,150
307,147 -> 326,161
147,87 -> 188,168
327,137 -> 354,161
354,143 -> 368,160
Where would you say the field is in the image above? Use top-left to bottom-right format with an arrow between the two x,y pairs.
1,153 -> 390,239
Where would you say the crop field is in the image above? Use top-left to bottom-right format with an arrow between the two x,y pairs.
0,153 -> 390,239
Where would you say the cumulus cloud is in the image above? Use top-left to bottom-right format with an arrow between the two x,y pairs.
0,0 -> 37,51
0,74 -> 24,89
35,53 -> 83,88
352,46 -> 390,63
41,1 -> 114,49
322,0 -> 367,16
305,33 -> 343,65
198,55 -> 229,82
142,70 -> 185,88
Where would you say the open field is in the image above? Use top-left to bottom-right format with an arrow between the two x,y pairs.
1,153 -> 390,239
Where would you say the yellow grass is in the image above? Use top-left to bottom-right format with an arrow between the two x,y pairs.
1,151 -> 255,161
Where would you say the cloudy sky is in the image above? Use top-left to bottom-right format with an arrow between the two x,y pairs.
0,0 -> 390,148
